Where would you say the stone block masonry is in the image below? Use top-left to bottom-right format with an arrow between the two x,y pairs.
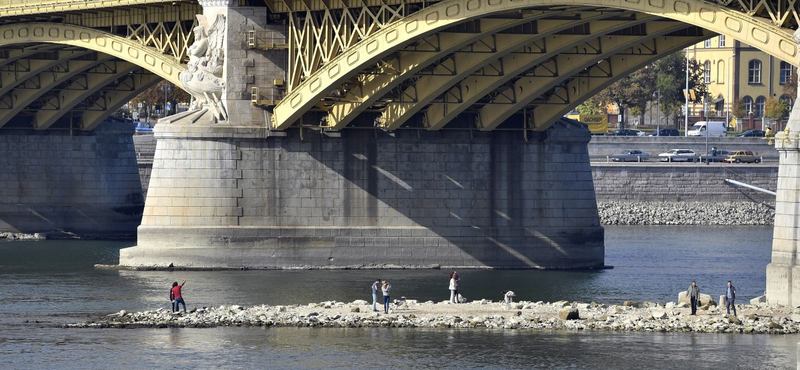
120,120 -> 604,269
0,121 -> 144,238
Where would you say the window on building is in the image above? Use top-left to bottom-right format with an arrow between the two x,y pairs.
704,61 -> 711,84
717,60 -> 725,84
755,96 -> 766,117
743,96 -> 753,115
718,35 -> 725,47
704,39 -> 711,48
748,60 -> 762,84
780,61 -> 793,85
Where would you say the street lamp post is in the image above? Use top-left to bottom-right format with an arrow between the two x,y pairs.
726,55 -> 734,130
685,47 -> 691,136
161,84 -> 172,118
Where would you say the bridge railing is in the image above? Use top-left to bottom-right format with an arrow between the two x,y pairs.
0,0 -> 174,16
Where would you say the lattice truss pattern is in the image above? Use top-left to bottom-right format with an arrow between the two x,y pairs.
0,2 -> 199,130
269,0 -> 800,131
287,4 -> 407,91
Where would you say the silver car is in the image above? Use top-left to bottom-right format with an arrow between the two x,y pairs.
658,149 -> 699,162
610,149 -> 650,162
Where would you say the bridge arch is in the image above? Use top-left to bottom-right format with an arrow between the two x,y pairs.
271,0 -> 799,131
0,23 -> 185,86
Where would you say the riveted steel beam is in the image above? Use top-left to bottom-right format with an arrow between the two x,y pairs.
33,62 -> 140,130
0,0 -> 178,18
323,11 -> 561,130
0,56 -> 115,128
530,35 -> 709,131
0,23 -> 184,86
378,14 -> 646,130
423,16 -> 653,130
325,10 -> 618,131
273,0 -> 797,132
476,24 -> 703,131
0,49 -> 94,97
81,73 -> 160,130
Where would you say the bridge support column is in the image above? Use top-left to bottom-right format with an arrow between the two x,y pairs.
767,31 -> 800,306
120,120 -> 604,268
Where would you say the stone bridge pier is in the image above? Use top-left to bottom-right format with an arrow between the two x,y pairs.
120,122 -> 604,269
118,0 -> 604,269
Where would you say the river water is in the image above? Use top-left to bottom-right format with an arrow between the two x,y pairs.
0,226 -> 797,369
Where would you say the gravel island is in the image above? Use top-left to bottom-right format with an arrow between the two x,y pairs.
68,299 -> 800,334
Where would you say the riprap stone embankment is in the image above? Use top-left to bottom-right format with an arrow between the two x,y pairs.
69,299 -> 799,334
597,201 -> 774,225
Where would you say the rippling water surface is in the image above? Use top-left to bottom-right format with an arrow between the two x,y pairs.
0,226 -> 796,369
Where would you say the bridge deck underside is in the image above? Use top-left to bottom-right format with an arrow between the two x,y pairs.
272,7 -> 713,132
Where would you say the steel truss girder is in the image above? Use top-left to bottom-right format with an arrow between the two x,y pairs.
272,0 -> 798,131
0,0 -> 181,18
0,50 -> 94,97
126,17 -> 197,63
80,73 -> 160,130
0,56 -> 116,128
33,62 -> 140,130
530,36 -> 709,130
477,26 -> 705,131
378,14 -> 646,130
323,10 -> 566,130
423,17 -> 655,130
268,0 -> 800,30
0,23 -> 184,86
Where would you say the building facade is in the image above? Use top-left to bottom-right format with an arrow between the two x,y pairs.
690,37 -> 794,130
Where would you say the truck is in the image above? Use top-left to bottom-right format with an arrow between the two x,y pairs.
687,121 -> 727,137
566,114 -> 609,134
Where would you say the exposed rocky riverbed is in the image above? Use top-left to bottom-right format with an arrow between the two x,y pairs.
597,201 -> 774,226
67,296 -> 800,334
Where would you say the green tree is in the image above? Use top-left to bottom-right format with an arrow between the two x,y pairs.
595,66 -> 655,129
649,51 -> 707,127
576,98 -> 605,115
731,98 -> 747,118
765,96 -> 790,121
129,81 -> 190,121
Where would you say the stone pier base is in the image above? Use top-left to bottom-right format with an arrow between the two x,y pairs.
120,120 -> 604,269
0,121 -> 143,238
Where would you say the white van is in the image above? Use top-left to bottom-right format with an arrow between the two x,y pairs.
687,121 -> 727,137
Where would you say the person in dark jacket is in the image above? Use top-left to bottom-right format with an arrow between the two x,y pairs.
687,281 -> 700,315
726,281 -> 737,316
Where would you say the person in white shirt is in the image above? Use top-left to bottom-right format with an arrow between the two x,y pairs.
381,281 -> 391,313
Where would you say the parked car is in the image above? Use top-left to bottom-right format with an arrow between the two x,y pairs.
700,149 -> 733,163
724,150 -> 761,163
650,129 -> 680,136
135,121 -> 153,132
610,150 -> 650,162
609,129 -> 644,136
658,149 -> 698,162
736,129 -> 766,137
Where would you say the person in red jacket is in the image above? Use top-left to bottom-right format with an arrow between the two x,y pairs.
170,281 -> 187,313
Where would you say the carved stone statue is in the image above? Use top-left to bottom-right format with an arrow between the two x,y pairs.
179,13 -> 227,121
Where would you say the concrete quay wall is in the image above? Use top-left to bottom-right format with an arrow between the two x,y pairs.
588,136 -> 777,159
0,121 -> 144,238
121,121 -> 604,269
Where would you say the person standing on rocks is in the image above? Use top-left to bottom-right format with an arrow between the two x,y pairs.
381,280 -> 391,313
371,278 -> 381,312
687,281 -> 700,315
726,281 -> 737,317
449,271 -> 460,304
170,281 -> 187,313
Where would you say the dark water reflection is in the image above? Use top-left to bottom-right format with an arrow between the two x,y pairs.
0,226 -> 795,369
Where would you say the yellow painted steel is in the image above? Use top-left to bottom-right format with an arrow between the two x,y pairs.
0,0 -> 176,17
0,23 -> 185,86
0,57 -> 116,128
530,37 -> 709,129
271,0 -> 798,131
81,73 -> 161,130
34,62 -> 140,130
377,15 -> 645,130
324,12 -> 556,130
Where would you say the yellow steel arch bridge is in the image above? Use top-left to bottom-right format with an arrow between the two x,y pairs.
0,0 -> 798,131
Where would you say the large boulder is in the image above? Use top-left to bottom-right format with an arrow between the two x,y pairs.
750,295 -> 767,305
678,291 -> 716,306
623,301 -> 639,308
559,308 -> 580,320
